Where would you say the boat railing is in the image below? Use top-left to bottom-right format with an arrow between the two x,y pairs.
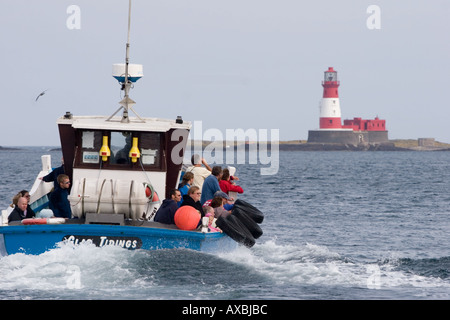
29,155 -> 55,212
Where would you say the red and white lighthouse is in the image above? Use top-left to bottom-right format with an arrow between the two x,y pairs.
319,67 -> 342,129
308,66 -> 388,144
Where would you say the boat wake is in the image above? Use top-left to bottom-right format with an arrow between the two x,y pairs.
1,239 -> 449,299
0,241 -> 153,299
217,239 -> 450,299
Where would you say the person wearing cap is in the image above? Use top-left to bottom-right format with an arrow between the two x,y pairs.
202,190 -> 234,211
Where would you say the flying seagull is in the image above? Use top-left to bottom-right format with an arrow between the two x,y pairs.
35,89 -> 49,102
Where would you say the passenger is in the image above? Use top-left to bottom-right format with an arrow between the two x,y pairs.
202,190 -> 233,208
215,191 -> 234,211
180,186 -> 204,217
219,168 -> 244,195
200,166 -> 222,205
178,171 -> 194,206
210,196 -> 231,219
203,205 -> 214,217
203,206 -> 221,232
202,191 -> 229,205
8,196 -> 36,223
49,174 -> 72,219
185,154 -> 211,190
10,190 -> 36,218
154,189 -> 181,224
40,158 -> 65,189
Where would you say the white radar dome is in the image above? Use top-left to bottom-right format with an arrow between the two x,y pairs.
112,63 -> 143,83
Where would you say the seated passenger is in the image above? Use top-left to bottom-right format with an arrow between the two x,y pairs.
210,196 -> 231,219
180,186 -> 204,217
49,174 -> 72,219
8,196 -> 35,223
178,172 -> 194,206
154,189 -> 181,224
203,191 -> 234,211
10,190 -> 36,218
200,166 -> 222,205
219,168 -> 244,195
203,206 -> 221,232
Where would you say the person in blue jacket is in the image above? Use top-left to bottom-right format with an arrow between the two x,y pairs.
178,172 -> 194,207
154,189 -> 182,224
200,166 -> 222,205
49,174 -> 72,219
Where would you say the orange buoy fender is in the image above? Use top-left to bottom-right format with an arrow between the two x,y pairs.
174,206 -> 201,231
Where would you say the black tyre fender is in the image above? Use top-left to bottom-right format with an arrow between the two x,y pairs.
216,215 -> 255,248
232,207 -> 263,239
234,199 -> 264,224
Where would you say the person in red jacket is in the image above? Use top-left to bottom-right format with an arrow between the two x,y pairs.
219,168 -> 244,195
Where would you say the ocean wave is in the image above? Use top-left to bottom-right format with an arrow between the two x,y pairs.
217,239 -> 450,297
1,238 -> 450,300
380,256 -> 450,280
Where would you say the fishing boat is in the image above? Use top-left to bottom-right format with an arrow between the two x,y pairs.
0,1 -> 263,256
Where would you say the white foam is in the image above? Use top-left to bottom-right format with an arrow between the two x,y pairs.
217,239 -> 450,295
1,239 -> 449,299
0,241 -> 153,298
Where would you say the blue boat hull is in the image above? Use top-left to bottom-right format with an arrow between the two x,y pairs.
0,224 -> 237,256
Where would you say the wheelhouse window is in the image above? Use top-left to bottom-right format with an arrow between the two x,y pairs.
139,132 -> 163,168
80,130 -> 102,164
110,131 -> 132,164
75,130 -> 165,171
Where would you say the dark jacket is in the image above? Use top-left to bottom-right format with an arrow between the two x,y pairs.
49,187 -> 71,218
180,194 -> 204,217
8,205 -> 35,223
42,165 -> 65,189
154,199 -> 178,224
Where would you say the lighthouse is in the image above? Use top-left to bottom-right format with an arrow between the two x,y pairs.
319,67 -> 342,129
307,66 -> 389,145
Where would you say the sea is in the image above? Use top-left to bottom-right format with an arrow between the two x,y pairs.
0,147 -> 449,302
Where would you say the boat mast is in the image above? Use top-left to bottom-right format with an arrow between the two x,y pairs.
108,0 -> 144,123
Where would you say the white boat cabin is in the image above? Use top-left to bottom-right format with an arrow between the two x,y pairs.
57,113 -> 191,220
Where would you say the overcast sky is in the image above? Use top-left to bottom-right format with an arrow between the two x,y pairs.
0,0 -> 449,146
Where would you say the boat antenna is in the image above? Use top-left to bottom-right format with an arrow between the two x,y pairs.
107,0 -> 144,123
